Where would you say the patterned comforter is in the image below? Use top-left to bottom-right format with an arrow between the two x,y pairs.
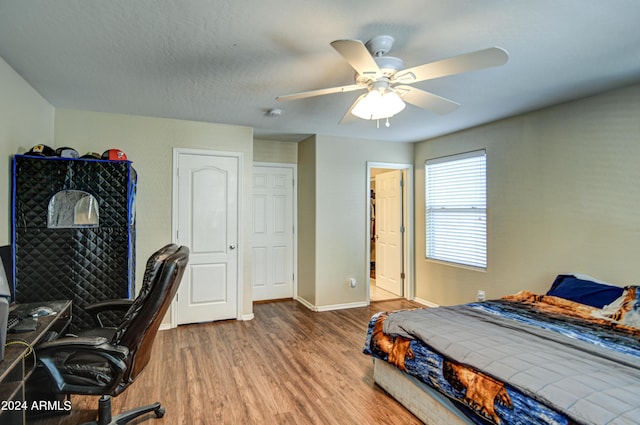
363,291 -> 640,425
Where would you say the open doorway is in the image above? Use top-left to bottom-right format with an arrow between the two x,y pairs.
367,162 -> 413,302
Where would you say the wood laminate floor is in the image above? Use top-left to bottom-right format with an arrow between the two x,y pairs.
29,298 -> 423,425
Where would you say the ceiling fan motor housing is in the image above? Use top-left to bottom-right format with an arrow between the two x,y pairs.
355,55 -> 404,86
374,56 -> 404,77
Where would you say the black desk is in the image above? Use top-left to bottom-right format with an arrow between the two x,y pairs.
0,300 -> 72,425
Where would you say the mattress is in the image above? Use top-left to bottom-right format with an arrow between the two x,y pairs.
373,358 -> 475,425
363,290 -> 640,425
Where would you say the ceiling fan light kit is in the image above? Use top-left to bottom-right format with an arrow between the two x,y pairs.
276,35 -> 509,127
351,88 -> 405,120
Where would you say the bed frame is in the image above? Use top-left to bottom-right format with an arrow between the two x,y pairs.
373,358 -> 475,425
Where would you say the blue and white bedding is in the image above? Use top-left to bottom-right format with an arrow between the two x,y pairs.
363,283 -> 640,425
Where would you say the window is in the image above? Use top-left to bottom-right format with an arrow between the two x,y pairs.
47,190 -> 99,228
425,150 -> 486,269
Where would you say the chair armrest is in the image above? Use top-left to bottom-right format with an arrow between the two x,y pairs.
85,299 -> 133,327
37,336 -> 128,358
86,299 -> 134,313
36,336 -> 130,395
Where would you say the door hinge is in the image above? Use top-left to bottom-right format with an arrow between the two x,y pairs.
401,272 -> 405,280
400,225 -> 405,233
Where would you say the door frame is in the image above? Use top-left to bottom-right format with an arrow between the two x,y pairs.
366,162 -> 414,302
252,161 -> 298,301
170,147 -> 244,328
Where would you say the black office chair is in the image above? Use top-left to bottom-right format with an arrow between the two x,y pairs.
32,244 -> 189,425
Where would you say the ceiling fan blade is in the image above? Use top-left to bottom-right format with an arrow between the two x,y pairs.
276,84 -> 363,102
338,93 -> 366,124
330,39 -> 381,78
394,47 -> 509,84
395,85 -> 460,115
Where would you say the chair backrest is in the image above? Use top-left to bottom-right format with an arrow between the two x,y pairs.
111,243 -> 179,342
112,245 -> 189,395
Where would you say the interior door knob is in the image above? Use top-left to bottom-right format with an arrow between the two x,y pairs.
229,244 -> 236,250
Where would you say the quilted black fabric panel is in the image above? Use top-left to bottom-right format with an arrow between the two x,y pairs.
13,156 -> 132,228
13,156 -> 136,330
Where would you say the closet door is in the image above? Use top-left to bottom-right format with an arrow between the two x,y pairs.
252,164 -> 294,301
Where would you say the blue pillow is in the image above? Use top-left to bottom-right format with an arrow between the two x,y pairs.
546,275 -> 624,308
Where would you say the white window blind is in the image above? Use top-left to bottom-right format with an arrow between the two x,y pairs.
425,150 -> 486,269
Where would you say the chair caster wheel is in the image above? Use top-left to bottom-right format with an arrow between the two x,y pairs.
155,407 -> 165,418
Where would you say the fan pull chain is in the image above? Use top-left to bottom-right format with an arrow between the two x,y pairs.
374,118 -> 392,128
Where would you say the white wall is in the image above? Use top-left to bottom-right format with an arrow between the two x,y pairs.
414,83 -> 640,305
298,134 -> 413,309
0,56 -> 54,245
54,109 -> 254,320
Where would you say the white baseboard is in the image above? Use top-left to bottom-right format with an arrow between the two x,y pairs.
240,313 -> 254,321
295,296 -> 368,312
295,296 -> 317,311
315,301 -> 368,311
413,297 -> 439,307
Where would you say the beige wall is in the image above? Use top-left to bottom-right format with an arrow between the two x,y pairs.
414,83 -> 640,305
298,134 -> 413,309
7,48 -> 640,315
54,109 -> 254,320
0,57 -> 54,245
297,136 -> 316,305
253,138 -> 297,164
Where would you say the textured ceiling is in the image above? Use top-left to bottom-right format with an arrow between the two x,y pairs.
1,1 -> 640,143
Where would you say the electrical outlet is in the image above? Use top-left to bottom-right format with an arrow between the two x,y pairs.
477,290 -> 486,302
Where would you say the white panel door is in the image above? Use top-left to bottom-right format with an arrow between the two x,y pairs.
176,152 -> 239,324
375,170 -> 403,296
252,165 -> 294,301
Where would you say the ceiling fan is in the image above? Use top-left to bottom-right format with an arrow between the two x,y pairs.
276,35 -> 509,126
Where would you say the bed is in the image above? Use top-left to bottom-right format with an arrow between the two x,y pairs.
363,275 -> 640,424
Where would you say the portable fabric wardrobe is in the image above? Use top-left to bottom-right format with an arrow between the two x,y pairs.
11,155 -> 136,329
